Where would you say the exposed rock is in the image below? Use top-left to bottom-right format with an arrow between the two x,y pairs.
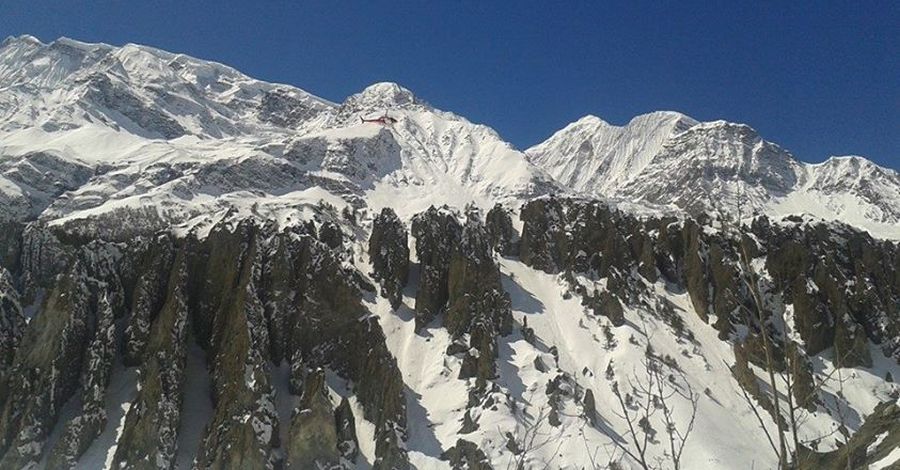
369,208 -> 410,309
335,398 -> 359,463
441,439 -> 492,470
319,220 -> 344,250
485,203 -> 518,256
800,400 -> 900,470
83,73 -> 187,139
0,268 -> 24,380
533,356 -> 549,373
192,223 -> 280,470
583,388 -> 598,425
412,206 -> 462,326
257,88 -> 325,128
0,266 -> 91,468
447,212 -> 513,389
286,369 -> 340,469
113,255 -> 189,470
123,235 -> 176,366
519,197 -> 567,273
47,291 -> 118,469
459,410 -> 479,434
521,316 -> 536,345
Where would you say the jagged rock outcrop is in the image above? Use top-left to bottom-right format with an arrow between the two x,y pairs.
758,216 -> 897,365
0,265 -> 92,468
0,268 -> 23,380
369,208 -> 410,309
411,206 -> 513,389
47,291 -> 118,469
412,206 -> 462,326
448,211 -> 514,388
286,368 -> 340,469
191,222 -> 280,470
485,203 -> 518,256
441,439 -> 493,470
800,399 -> 900,470
519,196 -> 900,366
123,234 -> 177,366
113,255 -> 189,469
335,397 -> 359,464
583,388 -> 598,425
518,197 -> 567,273
0,215 -> 411,470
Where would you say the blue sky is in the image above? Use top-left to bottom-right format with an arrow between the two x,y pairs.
2,1 -> 897,168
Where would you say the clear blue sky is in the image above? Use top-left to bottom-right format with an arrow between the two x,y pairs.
2,1 -> 897,168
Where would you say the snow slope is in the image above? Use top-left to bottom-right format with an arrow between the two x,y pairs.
0,36 -> 558,235
528,115 -> 900,239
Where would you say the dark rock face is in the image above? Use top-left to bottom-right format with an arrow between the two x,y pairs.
0,267 -> 92,468
518,195 -> 900,368
47,291 -> 118,469
369,208 -> 410,309
518,197 -> 567,273
412,207 -> 513,390
485,204 -> 518,256
0,218 -> 410,470
0,268 -> 23,380
335,398 -> 360,464
286,369 -> 340,469
257,88 -> 324,129
450,217 -> 514,388
114,256 -> 189,469
516,197 -> 897,465
583,388 -> 598,425
759,217 -> 898,366
0,152 -> 94,221
801,399 -> 900,470
411,206 -> 462,326
441,439 -> 493,470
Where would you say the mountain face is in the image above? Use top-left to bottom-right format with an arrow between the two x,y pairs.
527,113 -> 900,239
0,36 -> 898,470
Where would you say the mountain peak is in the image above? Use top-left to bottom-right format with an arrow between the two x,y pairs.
332,81 -> 428,124
349,81 -> 421,109
1,34 -> 42,48
629,110 -> 698,129
572,114 -> 609,126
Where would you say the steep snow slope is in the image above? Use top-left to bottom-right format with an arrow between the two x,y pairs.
0,37 -> 558,236
526,111 -> 698,193
0,35 -> 334,139
528,115 -> 900,239
771,156 -> 900,236
362,235 -> 900,469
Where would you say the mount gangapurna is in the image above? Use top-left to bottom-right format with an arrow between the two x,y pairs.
0,35 -> 898,470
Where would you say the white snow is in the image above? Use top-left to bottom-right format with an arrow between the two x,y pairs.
871,446 -> 900,470
76,363 -> 139,470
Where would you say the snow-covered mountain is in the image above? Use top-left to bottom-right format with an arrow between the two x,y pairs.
527,112 -> 900,239
0,36 -> 898,470
0,36 -> 557,237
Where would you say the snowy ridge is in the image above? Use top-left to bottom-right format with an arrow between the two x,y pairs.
528,114 -> 900,239
0,36 -> 558,234
526,111 -> 698,194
